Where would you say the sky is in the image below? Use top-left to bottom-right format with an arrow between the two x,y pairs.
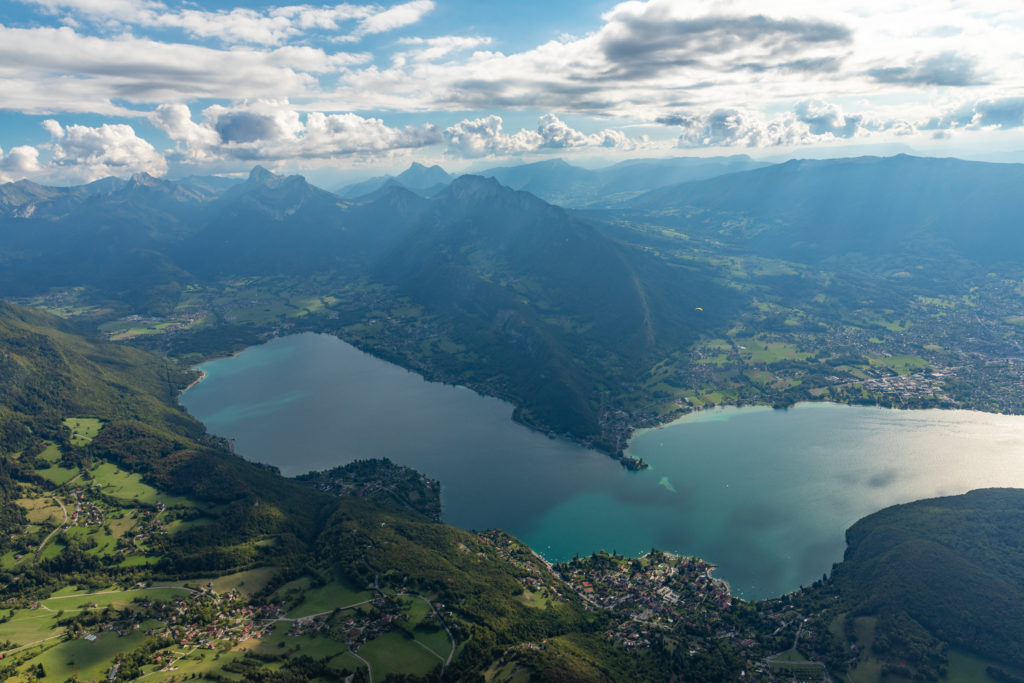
1,0 -> 1023,185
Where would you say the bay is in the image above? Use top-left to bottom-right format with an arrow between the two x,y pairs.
180,332 -> 1024,599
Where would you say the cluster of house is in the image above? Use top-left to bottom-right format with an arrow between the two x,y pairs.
562,553 -> 732,651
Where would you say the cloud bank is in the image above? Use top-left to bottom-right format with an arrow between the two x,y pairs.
444,114 -> 637,158
1,0 -> 1024,180
22,0 -> 435,45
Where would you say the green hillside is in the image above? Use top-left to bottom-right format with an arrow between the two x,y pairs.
2,284 -> 1024,681
833,489 -> 1024,677
0,302 -> 620,681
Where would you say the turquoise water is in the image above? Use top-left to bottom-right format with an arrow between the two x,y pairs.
180,333 -> 1024,599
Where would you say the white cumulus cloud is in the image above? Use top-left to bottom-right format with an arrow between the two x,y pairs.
352,0 -> 434,38
45,120 -> 167,181
0,145 -> 44,183
444,114 -> 637,158
149,100 -> 443,162
661,101 -> 919,148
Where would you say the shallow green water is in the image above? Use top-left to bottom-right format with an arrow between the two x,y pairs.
180,333 -> 1024,599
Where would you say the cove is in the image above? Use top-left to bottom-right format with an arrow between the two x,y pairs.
180,333 -> 1024,600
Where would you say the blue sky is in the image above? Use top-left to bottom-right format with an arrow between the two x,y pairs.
1,0 -> 1023,184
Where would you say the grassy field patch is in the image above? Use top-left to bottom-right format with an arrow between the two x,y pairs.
412,623 -> 452,661
515,589 -> 549,610
40,539 -> 65,560
40,586 -> 192,612
733,337 -> 810,363
20,625 -> 152,682
285,576 -> 372,618
249,621 -> 349,661
867,354 -> 929,374
17,497 -> 64,526
865,318 -> 910,332
0,607 -> 64,646
64,525 -> 118,557
944,649 -> 1001,683
107,513 -> 137,539
63,417 -> 104,446
773,649 -> 808,662
209,567 -> 281,596
327,650 -> 366,676
118,555 -> 161,568
88,463 -> 194,507
37,443 -> 62,463
484,660 -> 533,683
358,630 -> 439,679
34,462 -> 79,486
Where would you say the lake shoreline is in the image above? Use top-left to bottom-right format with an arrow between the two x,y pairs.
180,369 -> 208,395
180,333 -> 1024,600
179,330 -> 1024,472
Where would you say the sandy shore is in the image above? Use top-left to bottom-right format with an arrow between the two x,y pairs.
180,369 -> 208,395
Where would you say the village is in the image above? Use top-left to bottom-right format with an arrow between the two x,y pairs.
558,551 -> 731,648
47,579 -> 420,679
555,550 -> 841,681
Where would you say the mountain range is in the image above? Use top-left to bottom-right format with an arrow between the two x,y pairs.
335,155 -> 769,206
3,153 -> 1024,453
335,161 -> 454,198
620,154 -> 1024,268
0,163 -> 738,451
473,155 -> 770,207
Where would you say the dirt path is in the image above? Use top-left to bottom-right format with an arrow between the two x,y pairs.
350,648 -> 373,683
33,494 -> 69,559
415,594 -> 455,673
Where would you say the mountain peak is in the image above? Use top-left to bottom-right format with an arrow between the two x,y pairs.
447,173 -> 503,198
9,179 -> 47,192
127,171 -> 162,188
247,165 -> 277,184
396,162 -> 453,190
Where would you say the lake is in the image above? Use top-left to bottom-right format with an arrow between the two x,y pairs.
180,332 -> 1024,599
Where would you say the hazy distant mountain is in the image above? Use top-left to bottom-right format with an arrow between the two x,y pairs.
0,176 -> 127,218
593,155 -> 771,197
395,162 -> 454,189
184,166 -> 353,275
474,155 -> 769,207
341,182 -> 432,260
473,159 -> 598,206
176,174 -> 242,195
626,154 -> 1024,267
334,174 -> 392,199
0,172 -> 215,226
0,172 -> 211,310
335,162 -> 454,198
0,180 -> 71,215
373,175 -> 734,443
335,156 -> 768,206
